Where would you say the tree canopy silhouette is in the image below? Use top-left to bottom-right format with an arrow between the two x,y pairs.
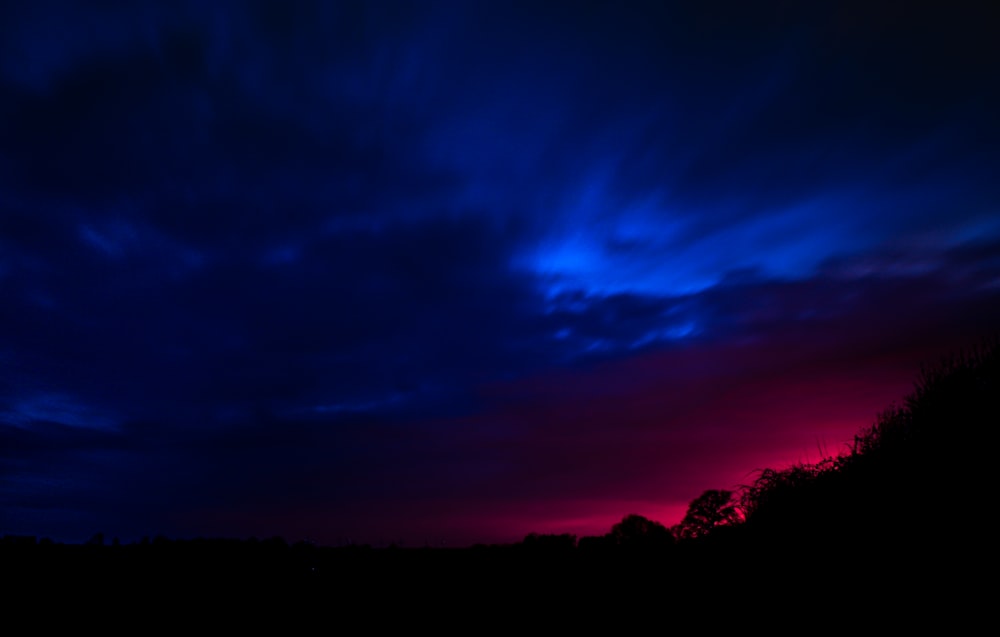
673,489 -> 742,540
735,336 -> 999,555
608,513 -> 674,549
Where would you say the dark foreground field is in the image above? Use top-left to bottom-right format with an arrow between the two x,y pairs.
2,529 -> 985,630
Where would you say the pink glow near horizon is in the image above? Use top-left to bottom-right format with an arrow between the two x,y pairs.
170,336 -> 944,547
314,341 -> 927,546
451,336 -> 932,544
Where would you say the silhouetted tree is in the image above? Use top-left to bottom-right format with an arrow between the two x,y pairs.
673,489 -> 742,540
609,514 -> 674,549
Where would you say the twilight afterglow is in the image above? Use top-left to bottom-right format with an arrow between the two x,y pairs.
2,1 -> 998,546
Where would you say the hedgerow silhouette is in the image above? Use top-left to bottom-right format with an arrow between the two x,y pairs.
729,336 -> 999,560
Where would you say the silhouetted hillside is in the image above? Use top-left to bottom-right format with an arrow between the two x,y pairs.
5,339 -> 995,623
668,337 -> 999,620
735,338 -> 997,551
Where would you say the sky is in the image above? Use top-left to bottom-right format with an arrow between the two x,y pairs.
2,0 -> 999,547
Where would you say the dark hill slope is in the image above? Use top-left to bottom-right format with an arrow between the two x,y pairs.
705,339 -> 1000,612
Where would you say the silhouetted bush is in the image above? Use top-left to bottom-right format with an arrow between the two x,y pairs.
608,514 -> 674,550
673,489 -> 743,540
735,336 -> 999,560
